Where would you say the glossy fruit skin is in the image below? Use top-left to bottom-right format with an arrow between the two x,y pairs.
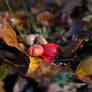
41,43 -> 60,62
28,44 -> 44,56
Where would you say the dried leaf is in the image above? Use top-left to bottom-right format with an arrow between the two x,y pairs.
0,38 -> 30,74
0,52 -> 29,74
30,7 -> 53,27
78,76 -> 92,84
60,39 -> 83,57
60,40 -> 77,57
0,18 -> 24,52
27,56 -> 44,73
63,23 -> 83,40
75,56 -> 92,78
37,11 -> 53,26
26,56 -> 60,82
72,39 -> 83,54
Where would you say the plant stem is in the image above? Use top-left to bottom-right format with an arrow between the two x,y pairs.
5,0 -> 24,38
38,0 -> 47,38
19,0 -> 37,33
5,0 -> 14,18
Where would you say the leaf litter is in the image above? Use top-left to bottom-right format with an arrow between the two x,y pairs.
0,0 -> 92,92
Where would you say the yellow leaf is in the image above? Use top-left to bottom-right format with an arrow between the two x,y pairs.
27,56 -> 43,73
75,56 -> 92,78
0,18 -> 24,52
26,56 -> 60,82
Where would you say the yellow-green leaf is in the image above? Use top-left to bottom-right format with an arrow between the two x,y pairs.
75,56 -> 92,78
26,56 -> 60,82
27,56 -> 44,73
0,64 -> 7,80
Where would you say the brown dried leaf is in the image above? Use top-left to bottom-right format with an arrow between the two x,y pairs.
72,39 -> 83,54
37,11 -> 53,26
26,56 -> 60,82
0,18 -> 24,52
79,76 -> 92,84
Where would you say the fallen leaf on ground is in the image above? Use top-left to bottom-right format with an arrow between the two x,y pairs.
26,56 -> 60,82
27,56 -> 44,73
30,7 -> 53,27
75,56 -> 92,78
0,18 -> 24,52
37,11 -> 53,27
72,39 -> 83,54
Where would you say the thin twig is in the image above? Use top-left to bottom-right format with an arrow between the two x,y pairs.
0,56 -> 25,68
54,59 -> 74,61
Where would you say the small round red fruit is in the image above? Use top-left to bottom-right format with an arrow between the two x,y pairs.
28,44 -> 44,56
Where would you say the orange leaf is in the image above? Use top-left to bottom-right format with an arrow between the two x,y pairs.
72,39 -> 83,54
0,18 -> 24,52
